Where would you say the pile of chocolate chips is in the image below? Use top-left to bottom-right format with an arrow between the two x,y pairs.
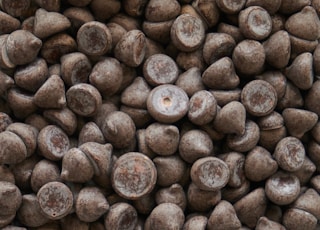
1,0 -> 320,229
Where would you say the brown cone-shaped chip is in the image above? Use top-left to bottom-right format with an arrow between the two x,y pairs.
293,188 -> 320,220
283,208 -> 317,230
6,30 -> 42,66
0,70 -> 14,95
202,57 -> 240,90
255,71 -> 287,101
279,0 -> 310,14
114,30 -> 146,67
6,122 -> 38,158
14,58 -> 48,93
234,188 -> 267,228
213,101 -> 246,135
0,11 -> 20,34
147,84 -> 189,124
0,131 -> 27,165
191,156 -> 230,191
37,181 -> 73,220
285,6 -> 320,41
265,171 -> 300,205
306,80 -> 320,116
258,111 -> 284,131
145,0 -> 180,22
226,120 -> 260,153
77,21 -> 112,56
241,80 -> 277,117
75,187 -> 109,222
33,75 -> 66,109
283,108 -> 318,138
121,77 -> 151,109
285,52 -> 313,90
207,200 -> 241,230
263,30 -> 291,69
245,146 -> 278,182
277,81 -> 304,111
112,152 -> 157,200
239,6 -> 272,40
256,216 -> 286,230
33,8 -> 71,39
61,148 -> 94,183
274,136 -> 305,172
290,35 -> 318,59
79,142 -> 113,178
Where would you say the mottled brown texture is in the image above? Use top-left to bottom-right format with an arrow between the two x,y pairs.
0,0 -> 30,17
104,203 -> 138,230
245,146 -> 278,182
202,57 -> 240,90
0,181 -> 22,216
263,30 -> 291,69
41,34 -> 77,64
285,52 -> 314,90
234,188 -> 267,228
114,30 -> 146,67
213,101 -> 246,135
171,14 -> 205,52
43,107 -> 77,136
75,187 -> 109,222
187,182 -> 221,212
155,183 -> 187,211
145,122 -> 179,156
273,136 -> 305,172
220,152 -> 245,188
283,108 -> 318,138
239,6 -> 272,40
89,57 -> 123,97
17,194 -> 49,227
0,130 -> 27,164
112,152 -> 157,200
66,83 -> 102,117
147,84 -> 189,123
191,156 -> 230,191
207,200 -> 241,230
38,125 -> 70,161
241,80 -> 277,117
77,21 -> 112,56
0,11 -> 20,35
153,155 -> 186,187
61,148 -> 94,183
145,0 -> 180,22
285,6 -> 320,41
33,75 -> 66,109
283,208 -> 317,230
216,0 -> 246,14
143,54 -> 179,86
60,52 -> 92,87
30,159 -> 60,193
101,111 -> 136,149
175,67 -> 205,97
6,30 -> 42,66
33,8 -> 70,39
232,39 -> 265,75
265,171 -> 300,205
37,182 -> 73,220
179,129 -> 213,163
145,203 -> 184,230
